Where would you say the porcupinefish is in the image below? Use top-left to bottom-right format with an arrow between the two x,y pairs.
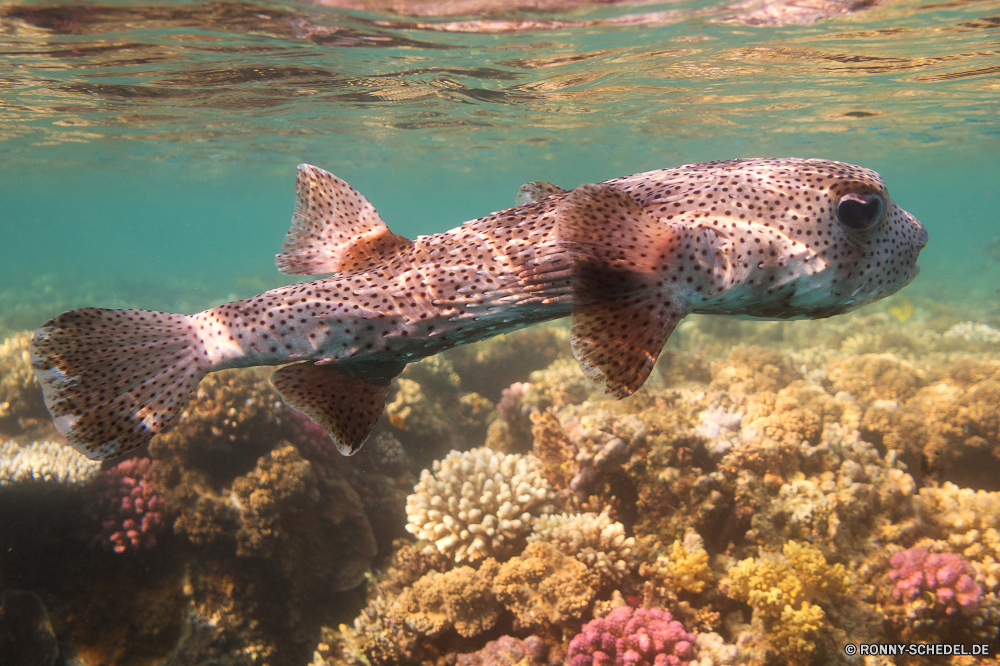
31,158 -> 927,460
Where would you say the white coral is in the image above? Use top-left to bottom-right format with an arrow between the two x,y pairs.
943,321 -> 1000,344
916,482 -> 1000,533
0,440 -> 101,486
529,509 -> 636,583
405,446 -> 554,563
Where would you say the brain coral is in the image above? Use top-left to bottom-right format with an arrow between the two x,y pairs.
405,446 -> 555,563
528,510 -> 636,584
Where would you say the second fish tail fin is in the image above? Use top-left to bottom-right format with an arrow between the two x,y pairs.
30,307 -> 211,460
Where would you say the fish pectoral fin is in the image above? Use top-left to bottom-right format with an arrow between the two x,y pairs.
515,180 -> 568,205
276,164 -> 414,275
270,360 -> 405,455
557,183 -> 691,398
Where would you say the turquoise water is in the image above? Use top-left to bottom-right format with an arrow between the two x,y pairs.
2,0 -> 999,325
2,2 -> 1000,665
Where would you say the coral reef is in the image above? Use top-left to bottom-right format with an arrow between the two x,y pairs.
0,439 -> 101,486
566,606 -> 696,666
11,298 -> 1000,666
88,457 -> 167,553
405,446 -> 555,563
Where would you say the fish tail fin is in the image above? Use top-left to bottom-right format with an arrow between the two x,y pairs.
30,308 -> 210,460
556,183 -> 692,398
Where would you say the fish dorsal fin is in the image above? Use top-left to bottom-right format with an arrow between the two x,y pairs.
515,181 -> 568,205
557,183 -> 692,398
270,360 -> 405,455
276,164 -> 413,275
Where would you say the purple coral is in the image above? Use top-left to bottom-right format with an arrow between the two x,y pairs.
568,606 -> 696,666
90,457 -> 166,553
888,547 -> 982,614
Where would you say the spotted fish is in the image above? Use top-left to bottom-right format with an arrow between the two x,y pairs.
31,158 -> 927,460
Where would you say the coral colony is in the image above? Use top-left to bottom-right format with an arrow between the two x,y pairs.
889,547 -> 983,614
90,457 -> 166,553
567,606 -> 696,666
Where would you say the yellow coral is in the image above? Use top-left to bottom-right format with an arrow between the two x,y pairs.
725,542 -> 847,662
656,536 -> 713,595
772,602 -> 825,661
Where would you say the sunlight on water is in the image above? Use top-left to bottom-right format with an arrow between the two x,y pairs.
0,0 -> 998,321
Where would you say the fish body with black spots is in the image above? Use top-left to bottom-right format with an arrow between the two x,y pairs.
31,158 -> 927,460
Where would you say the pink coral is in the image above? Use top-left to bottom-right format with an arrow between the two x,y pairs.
90,457 -> 166,553
567,606 -> 696,666
888,547 -> 982,614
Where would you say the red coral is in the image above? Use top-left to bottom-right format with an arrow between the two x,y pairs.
90,457 -> 166,553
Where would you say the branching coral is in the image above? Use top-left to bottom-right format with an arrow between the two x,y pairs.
405,447 -> 555,563
725,541 -> 848,662
492,541 -> 599,628
528,510 -> 637,585
567,606 -> 696,666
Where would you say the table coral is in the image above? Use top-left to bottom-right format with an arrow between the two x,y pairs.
492,541 -> 599,628
529,509 -> 637,585
724,541 -> 848,662
566,606 -> 696,666
0,439 -> 101,486
89,457 -> 166,553
405,446 -> 555,563
888,547 -> 982,614
388,563 -> 500,638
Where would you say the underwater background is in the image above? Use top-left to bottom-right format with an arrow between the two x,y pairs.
1,0 -> 999,664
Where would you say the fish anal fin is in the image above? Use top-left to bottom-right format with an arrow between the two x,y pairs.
276,164 -> 413,275
515,180 -> 568,205
557,183 -> 691,398
270,360 -> 405,456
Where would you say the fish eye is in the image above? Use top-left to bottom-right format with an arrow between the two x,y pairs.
836,192 -> 884,231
